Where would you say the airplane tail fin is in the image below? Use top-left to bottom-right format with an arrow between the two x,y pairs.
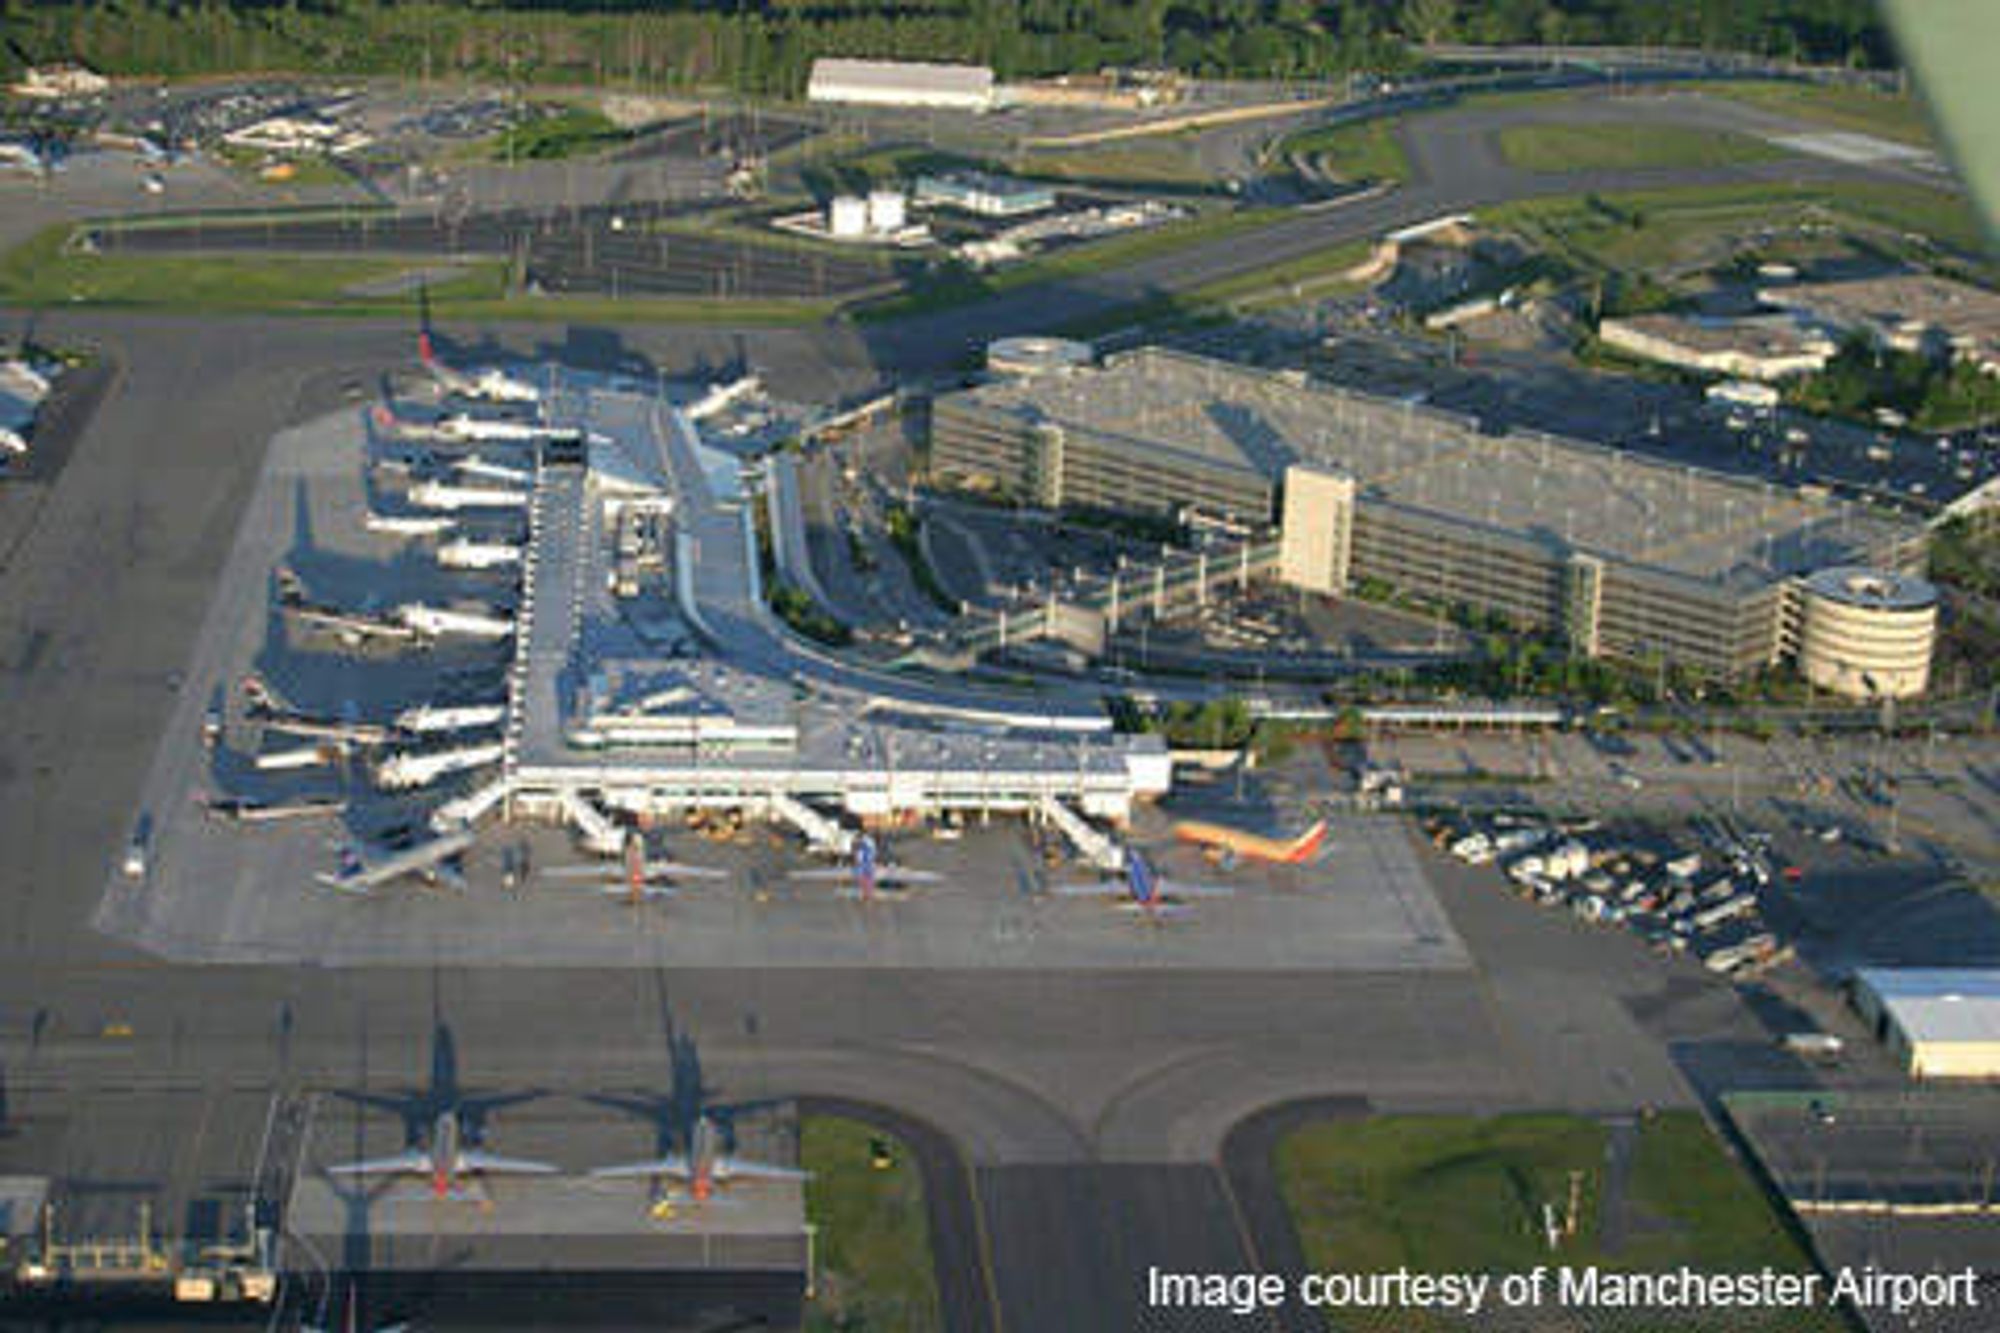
418,330 -> 436,367
1282,820 -> 1330,864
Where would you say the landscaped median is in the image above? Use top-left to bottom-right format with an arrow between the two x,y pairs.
802,1114 -> 942,1333
1268,1111 -> 1839,1332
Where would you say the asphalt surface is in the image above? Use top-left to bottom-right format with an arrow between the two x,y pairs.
0,79 -> 1982,1330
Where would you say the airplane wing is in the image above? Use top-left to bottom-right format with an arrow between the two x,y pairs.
328,1149 -> 432,1177
590,1154 -> 694,1181
714,1156 -> 808,1183
643,859 -> 730,880
458,1150 -> 559,1176
1159,877 -> 1236,900
878,867 -> 943,885
1048,880 -> 1126,897
787,867 -> 853,882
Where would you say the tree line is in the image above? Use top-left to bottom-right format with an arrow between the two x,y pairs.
0,1 -> 1893,95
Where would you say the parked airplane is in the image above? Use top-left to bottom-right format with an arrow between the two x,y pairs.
591,1112 -> 804,1205
407,480 -> 530,512
316,828 -> 475,894
395,602 -> 514,640
452,455 -> 533,487
241,674 -> 395,746
374,741 -> 505,790
684,374 -> 762,423
788,831 -> 940,904
543,831 -> 728,906
1172,817 -> 1329,866
330,1024 -> 555,1200
420,331 -> 540,405
395,702 -> 508,734
435,538 -> 523,570
363,505 -> 456,538
196,792 -> 347,824
1050,845 -> 1234,921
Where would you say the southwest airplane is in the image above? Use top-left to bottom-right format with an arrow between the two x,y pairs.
1172,817 -> 1329,866
329,1025 -> 555,1201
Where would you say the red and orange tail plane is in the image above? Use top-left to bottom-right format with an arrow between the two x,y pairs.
1171,818 -> 1328,866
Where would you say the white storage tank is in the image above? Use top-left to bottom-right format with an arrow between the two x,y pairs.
866,189 -> 907,233
828,194 -> 869,238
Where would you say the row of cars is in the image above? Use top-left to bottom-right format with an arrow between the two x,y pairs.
1430,813 -> 1791,979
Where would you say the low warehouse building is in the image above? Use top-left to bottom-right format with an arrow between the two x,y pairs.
807,58 -> 995,111
1854,970 -> 2000,1080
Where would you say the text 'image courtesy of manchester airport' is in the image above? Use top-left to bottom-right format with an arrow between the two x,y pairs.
5,5 -> 2000,1331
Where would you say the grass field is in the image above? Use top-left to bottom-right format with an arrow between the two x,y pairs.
1484,179 -> 1992,276
1497,123 -> 1782,173
1701,79 -> 1935,148
1014,138 -> 1221,188
1276,1111 -> 1837,1333
1279,118 -> 1411,184
0,224 -> 837,324
802,1115 -> 942,1333
483,104 -> 627,161
853,204 -> 1282,323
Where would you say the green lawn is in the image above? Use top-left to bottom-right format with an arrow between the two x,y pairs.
1276,1112 -> 1836,1333
1497,123 -> 1782,173
483,104 -> 627,161
1701,79 -> 1936,148
0,224 -> 837,324
854,205 -> 1282,323
802,1115 -> 942,1333
1484,180 -> 1992,274
1013,138 -> 1222,188
1280,118 -> 1411,184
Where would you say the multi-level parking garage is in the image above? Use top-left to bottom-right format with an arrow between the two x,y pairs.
931,346 -> 1935,688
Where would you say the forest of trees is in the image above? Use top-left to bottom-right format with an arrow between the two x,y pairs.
0,1 -> 1894,96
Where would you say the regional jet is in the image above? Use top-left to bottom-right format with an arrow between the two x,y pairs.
330,1025 -> 555,1201
542,831 -> 728,906
788,831 -> 941,904
591,1113 -> 804,1206
315,827 -> 476,895
420,331 -> 541,405
1050,845 -> 1234,921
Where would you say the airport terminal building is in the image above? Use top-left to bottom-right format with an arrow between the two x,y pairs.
931,347 -> 1934,689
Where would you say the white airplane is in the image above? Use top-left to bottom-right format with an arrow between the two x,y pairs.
420,331 -> 541,405
196,792 -> 347,824
591,1112 -> 804,1206
395,602 -> 514,640
684,374 -> 762,423
331,1024 -> 555,1201
543,831 -> 728,905
395,702 -> 508,734
374,741 -> 505,790
316,828 -> 475,894
452,454 -> 534,487
285,603 -> 422,647
407,480 -> 529,511
364,506 -> 456,538
788,832 -> 942,904
435,538 -> 523,570
1049,845 -> 1235,922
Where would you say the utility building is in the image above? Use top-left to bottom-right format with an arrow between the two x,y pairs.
807,58 -> 996,111
1854,970 -> 2000,1080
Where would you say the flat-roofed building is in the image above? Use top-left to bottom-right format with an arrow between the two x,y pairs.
932,346 -> 1931,685
807,58 -> 995,111
1599,313 -> 1837,381
914,171 -> 1056,217
1854,969 -> 2000,1080
1760,273 -> 2000,374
